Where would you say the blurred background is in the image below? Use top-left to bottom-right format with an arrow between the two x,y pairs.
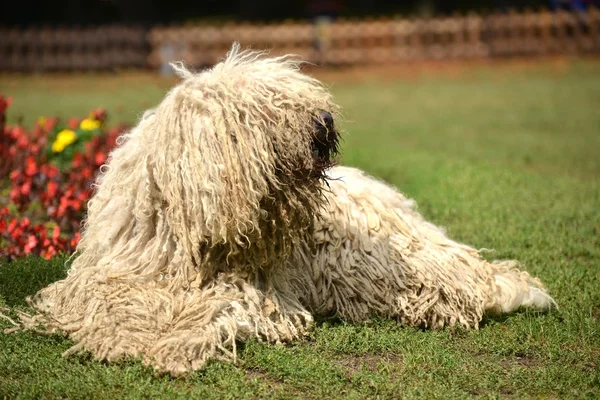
1,0 -> 600,73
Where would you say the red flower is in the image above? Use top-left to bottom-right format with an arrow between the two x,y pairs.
41,246 -> 57,260
52,226 -> 61,242
80,166 -> 93,180
17,134 -> 29,149
40,164 -> 59,179
24,235 -> 38,254
0,101 -> 129,260
45,117 -> 58,131
34,224 -> 47,238
20,181 -> 31,196
70,232 -> 81,248
0,95 -> 13,112
10,187 -> 20,203
70,198 -> 83,211
11,125 -> 26,137
8,218 -> 18,233
72,152 -> 84,169
90,108 -> 107,122
47,181 -> 58,197
94,151 -> 107,166
67,117 -> 80,129
24,156 -> 39,176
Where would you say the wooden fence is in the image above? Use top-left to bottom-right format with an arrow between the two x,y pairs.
148,8 -> 600,68
1,8 -> 600,72
0,25 -> 148,72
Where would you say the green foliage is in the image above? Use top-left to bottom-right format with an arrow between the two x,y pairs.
1,60 -> 600,398
45,121 -> 103,171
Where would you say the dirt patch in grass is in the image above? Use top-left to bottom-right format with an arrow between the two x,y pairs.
592,308 -> 600,325
583,348 -> 600,372
498,353 -> 542,368
332,353 -> 403,377
583,360 -> 597,372
245,368 -> 284,389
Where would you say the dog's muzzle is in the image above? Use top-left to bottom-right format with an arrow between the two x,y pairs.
311,111 -> 340,173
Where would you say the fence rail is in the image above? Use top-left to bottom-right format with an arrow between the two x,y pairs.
0,25 -> 148,72
1,8 -> 600,72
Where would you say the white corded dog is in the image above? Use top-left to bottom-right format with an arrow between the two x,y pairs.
11,44 -> 555,376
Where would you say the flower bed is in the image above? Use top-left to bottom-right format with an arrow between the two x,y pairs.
0,94 -> 129,260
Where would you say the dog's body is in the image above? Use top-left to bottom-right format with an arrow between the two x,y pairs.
13,45 -> 554,376
294,166 -> 553,328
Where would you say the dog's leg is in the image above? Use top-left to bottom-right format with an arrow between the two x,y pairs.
307,166 -> 556,328
144,272 -> 313,376
21,269 -> 312,376
486,261 -> 556,314
295,234 -> 554,330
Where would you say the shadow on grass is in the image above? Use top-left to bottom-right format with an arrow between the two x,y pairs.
313,308 -> 553,335
479,307 -> 556,329
0,255 -> 70,307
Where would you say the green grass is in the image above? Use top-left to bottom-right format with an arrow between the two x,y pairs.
1,59 -> 600,399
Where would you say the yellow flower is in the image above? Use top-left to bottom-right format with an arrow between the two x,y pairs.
52,129 -> 77,153
80,118 -> 101,131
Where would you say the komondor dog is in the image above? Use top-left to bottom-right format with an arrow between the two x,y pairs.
8,44 -> 555,376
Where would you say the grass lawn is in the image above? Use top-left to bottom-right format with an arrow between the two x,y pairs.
1,58 -> 599,399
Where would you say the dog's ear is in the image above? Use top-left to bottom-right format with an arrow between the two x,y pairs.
148,97 -> 273,260
82,104 -> 266,275
74,111 -> 174,277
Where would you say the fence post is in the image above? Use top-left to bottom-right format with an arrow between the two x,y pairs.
539,8 -> 552,55
412,17 -> 425,60
572,9 -> 587,53
391,17 -> 407,62
590,6 -> 600,52
466,12 -> 486,58
313,15 -> 333,65
522,8 -> 535,55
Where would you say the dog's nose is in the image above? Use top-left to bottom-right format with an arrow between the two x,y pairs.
320,111 -> 333,127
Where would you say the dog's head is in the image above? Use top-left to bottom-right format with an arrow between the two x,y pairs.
131,44 -> 341,272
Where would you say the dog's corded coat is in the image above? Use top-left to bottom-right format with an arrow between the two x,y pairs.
8,45 -> 555,376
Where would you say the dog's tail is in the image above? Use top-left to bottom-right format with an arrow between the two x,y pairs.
486,261 -> 557,314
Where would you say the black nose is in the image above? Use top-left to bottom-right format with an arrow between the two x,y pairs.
320,111 -> 333,127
